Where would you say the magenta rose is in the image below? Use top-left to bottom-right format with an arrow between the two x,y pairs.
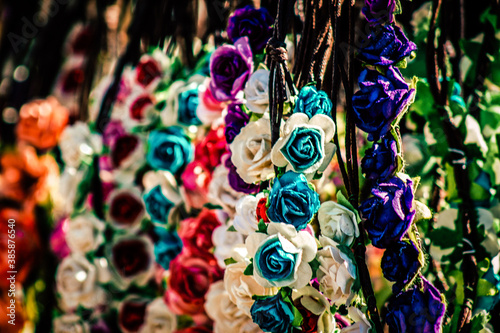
209,37 -> 253,102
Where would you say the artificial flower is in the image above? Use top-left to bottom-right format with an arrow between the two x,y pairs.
293,86 -> 333,118
361,135 -> 398,180
317,201 -> 360,246
139,297 -> 177,333
244,69 -> 270,114
153,227 -> 183,271
250,293 -> 294,333
227,6 -> 273,52
147,127 -> 193,176
381,240 -> 420,290
225,103 -> 250,144
64,214 -> 105,254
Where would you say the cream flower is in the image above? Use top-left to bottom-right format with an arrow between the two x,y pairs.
316,236 -> 357,306
56,254 -> 106,311
205,281 -> 263,333
213,225 -> 245,268
340,307 -> 372,333
246,223 -> 317,289
65,214 -> 105,254
139,298 -> 177,333
53,314 -> 90,333
230,116 -> 274,184
224,261 -> 275,316
233,193 -> 266,235
318,201 -> 359,246
271,113 -> 336,179
208,164 -> 244,216
59,122 -> 102,168
244,69 -> 269,114
292,286 -> 337,333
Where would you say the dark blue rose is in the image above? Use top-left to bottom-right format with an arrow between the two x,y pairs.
281,127 -> 324,173
381,240 -> 420,291
251,293 -> 295,333
143,185 -> 174,224
227,6 -> 273,53
386,278 -> 445,333
359,176 -> 415,248
153,227 -> 183,270
358,24 -> 416,66
147,127 -> 193,175
224,155 -> 260,194
361,136 -> 398,180
224,103 -> 250,144
294,86 -> 333,118
255,235 -> 298,283
353,67 -> 415,141
362,0 -> 396,25
267,171 -> 320,230
178,88 -> 202,126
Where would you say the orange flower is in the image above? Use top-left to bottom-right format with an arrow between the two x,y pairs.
16,96 -> 69,149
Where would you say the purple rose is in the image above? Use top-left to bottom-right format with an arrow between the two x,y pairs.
386,278 -> 445,333
362,0 -> 396,25
361,135 -> 398,180
352,67 -> 415,141
359,176 -> 415,248
209,37 -> 253,102
381,240 -> 420,291
224,103 -> 250,144
227,6 -> 274,53
224,154 -> 259,194
358,24 -> 416,66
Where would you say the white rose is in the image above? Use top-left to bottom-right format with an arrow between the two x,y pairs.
213,225 -> 245,268
244,69 -> 269,114
55,167 -> 85,216
318,201 -> 359,246
53,314 -> 90,333
230,116 -> 274,184
65,214 -> 105,254
340,307 -> 372,333
106,187 -> 146,231
246,222 -> 317,289
316,236 -> 357,306
271,113 -> 336,179
139,298 -> 177,333
208,164 -> 244,216
205,281 -> 263,333
59,122 -> 102,168
292,286 -> 336,333
56,254 -> 106,311
233,193 -> 266,235
110,132 -> 146,176
224,261 -> 276,316
142,170 -> 183,225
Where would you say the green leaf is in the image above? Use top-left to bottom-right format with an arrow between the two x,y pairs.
309,258 -> 321,279
224,257 -> 237,266
477,278 -> 499,297
243,262 -> 254,276
203,203 -> 223,210
257,219 -> 268,234
469,311 -> 491,333
291,304 -> 304,327
410,80 -> 435,117
428,227 -> 461,249
227,225 -> 237,232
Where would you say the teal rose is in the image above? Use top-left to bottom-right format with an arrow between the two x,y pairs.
178,88 -> 202,126
255,235 -> 298,283
250,293 -> 294,333
281,127 -> 324,173
143,185 -> 174,224
294,86 -> 332,118
146,127 -> 192,175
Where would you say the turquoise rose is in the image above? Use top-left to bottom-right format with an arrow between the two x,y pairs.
143,185 -> 174,224
294,85 -> 332,118
146,127 -> 192,175
281,127 -> 324,173
255,235 -> 298,283
250,293 -> 294,333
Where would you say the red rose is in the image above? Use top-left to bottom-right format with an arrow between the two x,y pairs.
129,95 -> 153,121
111,134 -> 139,168
178,209 -> 221,253
255,197 -> 269,222
175,327 -> 213,333
194,126 -> 228,172
107,189 -> 145,229
111,237 -> 153,279
136,56 -> 162,87
165,250 -> 222,315
118,297 -> 148,333
294,300 -> 320,333
181,161 -> 212,209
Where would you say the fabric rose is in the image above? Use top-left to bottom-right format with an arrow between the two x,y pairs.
291,286 -> 333,333
227,6 -> 273,52
294,86 -> 333,118
143,186 -> 175,225
53,314 -> 90,333
181,161 -> 212,209
352,67 -> 415,141
178,208 -> 221,254
244,69 -> 270,114
230,115 -> 274,184
225,103 -> 250,144
212,225 -> 244,267
205,281 -> 262,333
208,164 -> 244,216
250,293 -> 294,333
153,227 -> 183,270
64,214 -> 104,254
118,297 -> 148,333
225,155 -> 260,194
271,113 -> 336,178
108,236 -> 155,288
233,193 -> 266,235
17,96 -> 69,149
386,278 -> 445,333
362,0 -> 396,25
316,236 -> 357,306
56,254 -> 106,311
136,55 -> 162,87
116,92 -> 157,128
147,127 -> 193,175
360,176 -> 415,248
59,121 -> 102,168
224,261 -> 275,316
361,135 -> 398,180
165,250 -> 223,315
139,297 -> 177,333
210,37 -> 253,102
340,307 -> 372,333
267,171 -> 320,231
177,86 -> 202,126
195,126 -> 228,171
110,133 -> 145,176
246,223 -> 317,288
142,170 -> 182,224
196,79 -> 226,125
381,240 -> 420,291
358,24 -> 416,66
317,201 -> 359,246
103,120 -> 126,147
107,188 -> 145,230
